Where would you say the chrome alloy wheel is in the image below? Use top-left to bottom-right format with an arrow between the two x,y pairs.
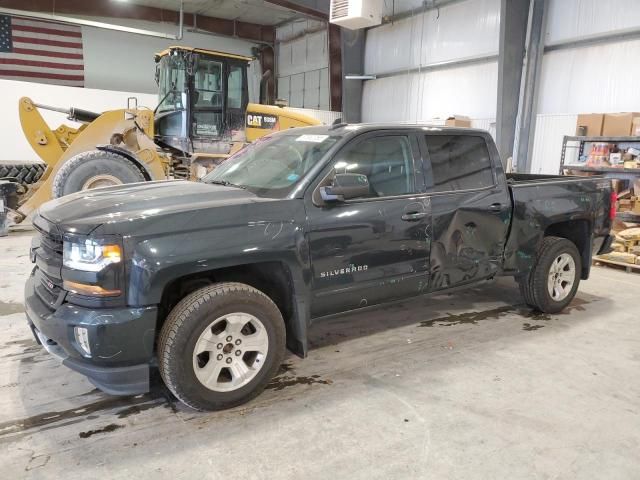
192,313 -> 269,392
547,253 -> 576,302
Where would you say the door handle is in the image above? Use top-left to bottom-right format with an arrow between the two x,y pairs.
401,211 -> 427,221
487,203 -> 503,213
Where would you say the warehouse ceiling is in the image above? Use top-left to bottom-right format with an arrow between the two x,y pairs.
121,0 -> 308,25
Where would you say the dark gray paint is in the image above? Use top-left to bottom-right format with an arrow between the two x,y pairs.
25,124 -> 614,396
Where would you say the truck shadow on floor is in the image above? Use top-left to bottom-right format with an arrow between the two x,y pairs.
307,280 -> 601,350
2,281 -> 606,443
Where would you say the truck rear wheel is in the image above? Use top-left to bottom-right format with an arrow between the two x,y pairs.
52,150 -> 146,198
158,283 -> 286,411
520,236 -> 581,313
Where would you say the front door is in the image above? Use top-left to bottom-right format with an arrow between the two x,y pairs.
306,132 -> 431,318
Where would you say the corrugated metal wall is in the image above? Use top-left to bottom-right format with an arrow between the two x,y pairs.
538,0 -> 640,114
276,19 -> 330,110
361,0 -> 500,123
530,114 -> 578,174
530,0 -> 640,173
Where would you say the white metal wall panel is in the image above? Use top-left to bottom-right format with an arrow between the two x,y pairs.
289,73 -> 305,107
546,0 -> 640,44
303,69 -> 321,109
306,30 -> 328,72
362,61 -> 499,122
364,0 -> 500,75
277,76 -> 290,104
537,39 -> 640,114
319,68 -> 330,111
276,24 -> 328,109
471,118 -> 497,139
530,114 -> 578,174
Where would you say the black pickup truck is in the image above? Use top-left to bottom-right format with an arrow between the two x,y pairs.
25,124 -> 614,410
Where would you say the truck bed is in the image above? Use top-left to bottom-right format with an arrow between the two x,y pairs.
502,172 -> 613,278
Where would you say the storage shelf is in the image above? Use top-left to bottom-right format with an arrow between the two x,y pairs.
564,136 -> 640,143
616,212 -> 640,222
562,165 -> 640,173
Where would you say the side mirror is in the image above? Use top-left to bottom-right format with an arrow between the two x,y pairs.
320,173 -> 370,202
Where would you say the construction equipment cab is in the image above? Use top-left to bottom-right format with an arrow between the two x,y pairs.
8,46 -> 321,224
154,46 -> 252,154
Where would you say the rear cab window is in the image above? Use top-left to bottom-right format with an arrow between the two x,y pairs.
423,135 -> 495,192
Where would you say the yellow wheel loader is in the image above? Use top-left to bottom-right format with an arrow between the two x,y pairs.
5,46 -> 321,225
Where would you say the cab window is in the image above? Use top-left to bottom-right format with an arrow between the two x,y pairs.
331,135 -> 415,199
194,58 -> 223,108
424,135 -> 494,192
227,65 -> 244,109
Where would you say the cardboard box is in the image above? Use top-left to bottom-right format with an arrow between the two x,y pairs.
633,117 -> 640,136
602,112 -> 640,136
576,113 -> 603,136
611,178 -> 624,193
600,251 -> 637,264
445,115 -> 472,128
610,152 -> 622,165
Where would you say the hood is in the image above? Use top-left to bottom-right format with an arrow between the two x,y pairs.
39,180 -> 270,235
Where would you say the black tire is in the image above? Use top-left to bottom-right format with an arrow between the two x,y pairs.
158,283 -> 286,411
519,236 -> 581,313
0,162 -> 45,185
52,150 -> 146,198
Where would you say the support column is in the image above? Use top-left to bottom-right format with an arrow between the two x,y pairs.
514,0 -> 548,173
328,24 -> 343,113
496,0 -> 531,166
340,29 -> 365,123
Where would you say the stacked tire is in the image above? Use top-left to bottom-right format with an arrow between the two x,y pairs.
0,162 -> 46,186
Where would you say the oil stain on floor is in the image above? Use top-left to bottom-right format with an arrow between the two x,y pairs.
418,297 -> 590,329
0,391 -> 168,438
265,363 -> 333,392
78,423 -> 123,439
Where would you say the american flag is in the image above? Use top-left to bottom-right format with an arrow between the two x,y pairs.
0,15 -> 84,87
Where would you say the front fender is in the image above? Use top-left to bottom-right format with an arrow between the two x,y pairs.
125,222 -> 310,307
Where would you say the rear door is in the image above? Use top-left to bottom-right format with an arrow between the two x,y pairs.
420,132 -> 511,291
306,131 -> 431,318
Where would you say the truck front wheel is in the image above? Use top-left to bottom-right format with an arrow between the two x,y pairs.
158,283 -> 286,411
520,236 -> 582,313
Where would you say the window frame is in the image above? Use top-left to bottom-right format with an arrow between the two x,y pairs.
419,133 -> 498,195
311,130 -> 426,205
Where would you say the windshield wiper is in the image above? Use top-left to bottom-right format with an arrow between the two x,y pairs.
208,179 -> 246,189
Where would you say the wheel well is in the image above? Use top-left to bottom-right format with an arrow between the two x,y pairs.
95,145 -> 153,181
544,219 -> 592,279
157,262 -> 295,343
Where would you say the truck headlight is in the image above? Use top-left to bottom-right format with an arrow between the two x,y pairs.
63,238 -> 122,272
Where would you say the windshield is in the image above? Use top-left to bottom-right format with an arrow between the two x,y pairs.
203,132 -> 339,197
157,54 -> 187,113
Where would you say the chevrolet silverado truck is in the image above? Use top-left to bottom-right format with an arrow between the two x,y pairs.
25,124 -> 614,410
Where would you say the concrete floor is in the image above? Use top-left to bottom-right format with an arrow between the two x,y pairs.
1,230 -> 639,479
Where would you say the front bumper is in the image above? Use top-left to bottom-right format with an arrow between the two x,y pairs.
25,272 -> 157,395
